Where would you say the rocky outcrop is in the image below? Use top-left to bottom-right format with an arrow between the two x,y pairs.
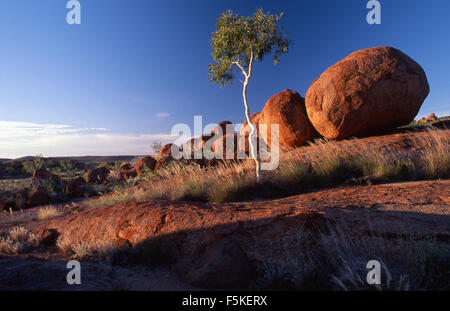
136,156 -> 157,175
160,144 -> 175,158
27,185 -> 51,207
65,177 -> 87,198
123,168 -> 138,180
15,179 -> 450,290
305,46 -> 430,139
212,133 -> 238,160
86,167 -> 110,184
211,121 -> 234,136
239,112 -> 261,136
32,169 -> 61,187
259,89 -> 314,148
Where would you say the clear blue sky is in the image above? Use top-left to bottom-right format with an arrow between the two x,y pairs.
0,0 -> 449,158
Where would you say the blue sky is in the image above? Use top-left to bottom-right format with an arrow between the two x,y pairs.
0,0 -> 449,158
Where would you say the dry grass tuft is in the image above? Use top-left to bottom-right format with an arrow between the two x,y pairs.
0,226 -> 42,255
37,205 -> 62,221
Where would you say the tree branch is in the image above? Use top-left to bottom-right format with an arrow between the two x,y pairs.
233,61 -> 248,78
248,46 -> 254,78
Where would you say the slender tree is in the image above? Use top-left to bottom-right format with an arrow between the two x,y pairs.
209,8 -> 291,182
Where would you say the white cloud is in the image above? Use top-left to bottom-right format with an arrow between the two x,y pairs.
155,112 -> 170,119
0,121 -> 188,159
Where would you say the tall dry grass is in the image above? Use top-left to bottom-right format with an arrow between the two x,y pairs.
85,128 -> 450,207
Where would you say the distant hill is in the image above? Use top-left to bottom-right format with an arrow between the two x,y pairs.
7,155 -> 143,164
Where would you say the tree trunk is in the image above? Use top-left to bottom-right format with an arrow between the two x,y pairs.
242,77 -> 262,183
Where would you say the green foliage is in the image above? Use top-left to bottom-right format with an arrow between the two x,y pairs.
22,154 -> 45,174
209,8 -> 291,87
59,160 -> 77,180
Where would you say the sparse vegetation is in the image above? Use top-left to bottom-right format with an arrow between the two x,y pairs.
37,205 -> 62,220
0,226 -> 41,255
56,234 -> 73,255
85,127 -> 450,207
250,221 -> 449,291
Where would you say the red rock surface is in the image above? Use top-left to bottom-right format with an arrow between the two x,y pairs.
14,180 -> 448,271
305,47 -> 430,139
259,89 -> 314,148
160,144 -> 175,158
211,133 -> 238,159
211,121 -> 234,136
136,156 -> 157,175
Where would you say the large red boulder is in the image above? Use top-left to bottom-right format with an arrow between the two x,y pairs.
305,46 -> 430,139
239,112 -> 261,136
136,156 -> 157,175
259,89 -> 314,148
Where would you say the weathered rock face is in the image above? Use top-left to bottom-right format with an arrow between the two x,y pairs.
136,156 -> 157,175
305,46 -> 430,139
66,177 -> 87,198
86,167 -> 110,184
160,144 -> 175,158
239,112 -> 261,136
119,163 -> 133,173
27,185 -> 51,207
16,179 -> 450,290
259,89 -> 314,148
197,134 -> 216,153
211,121 -> 234,136
184,237 -> 252,289
212,133 -> 238,160
32,169 -> 61,187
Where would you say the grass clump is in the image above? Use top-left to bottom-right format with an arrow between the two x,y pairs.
37,205 -> 62,220
0,226 -> 42,255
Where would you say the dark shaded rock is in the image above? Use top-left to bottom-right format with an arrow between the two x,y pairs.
185,237 -> 252,289
86,167 -> 110,184
65,177 -> 87,198
41,228 -> 59,246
